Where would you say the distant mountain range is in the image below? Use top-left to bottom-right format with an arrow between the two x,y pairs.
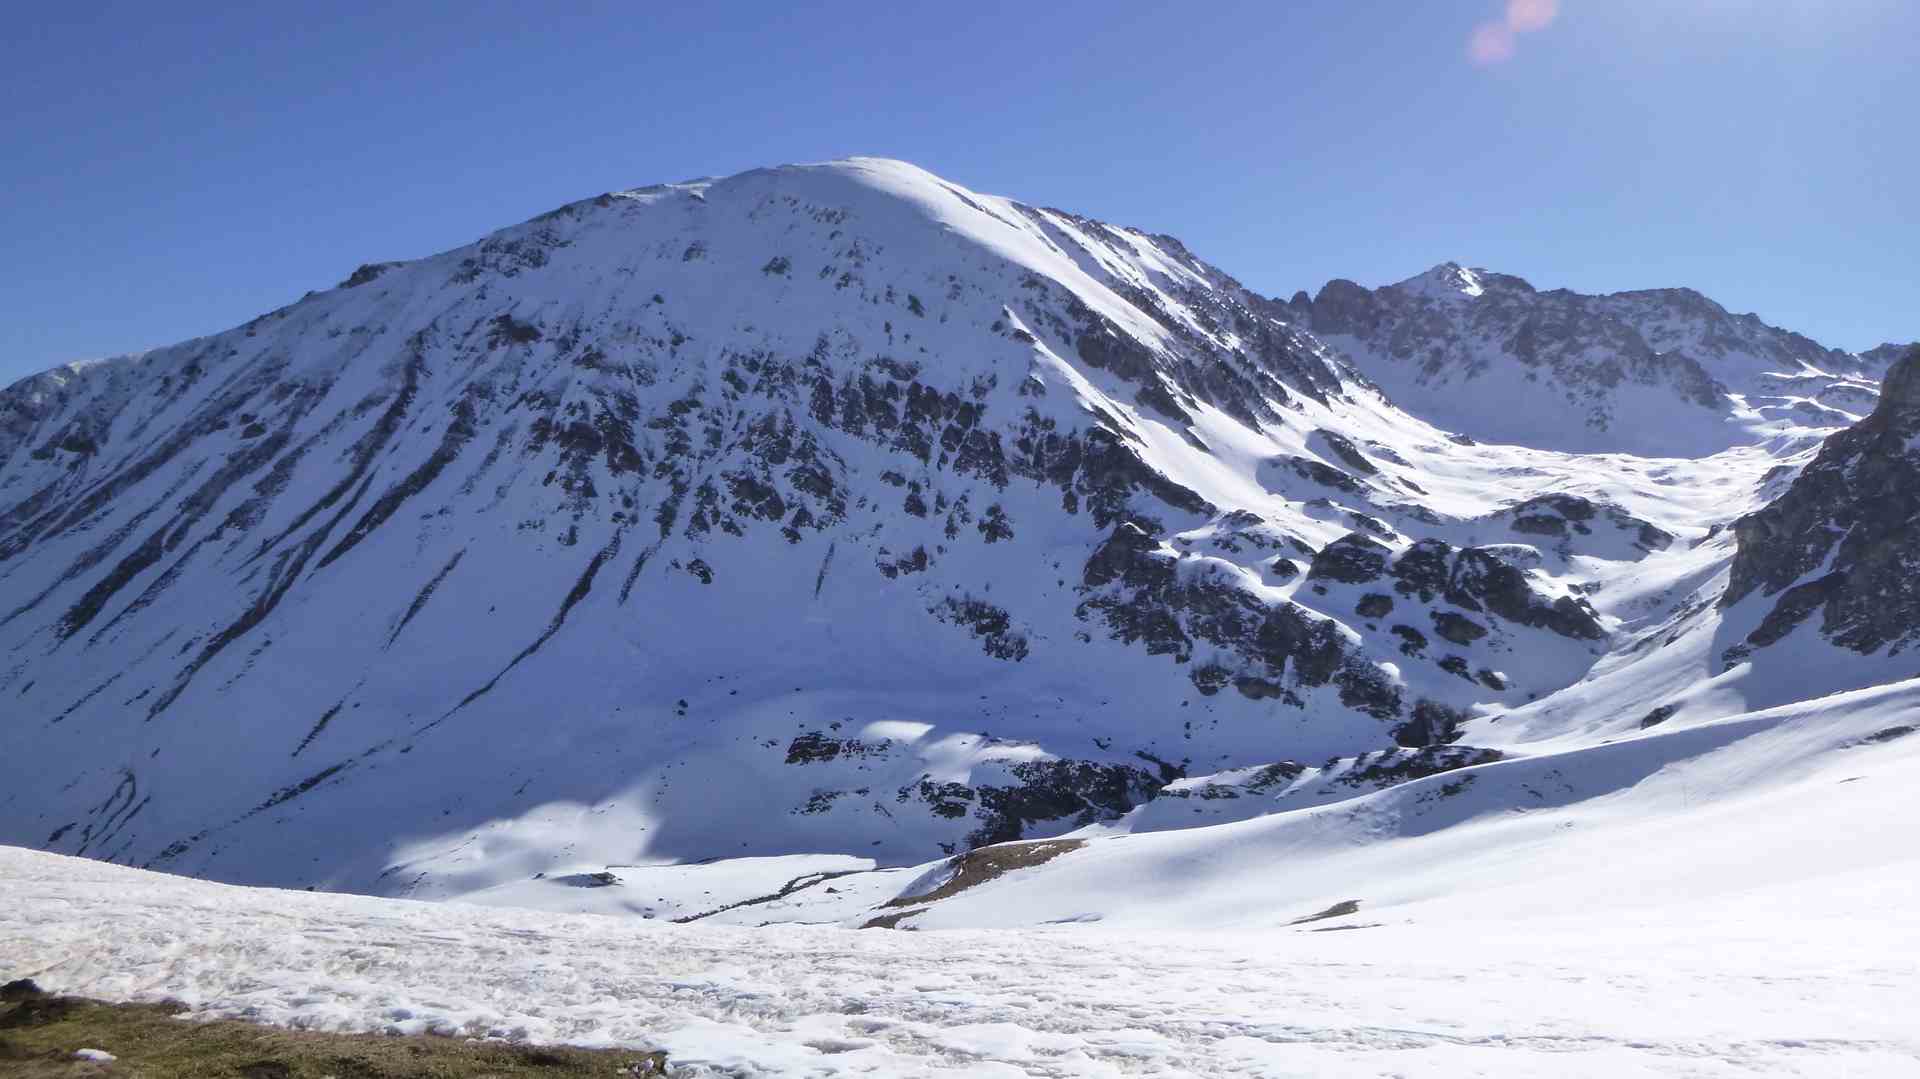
1293,261 -> 1900,455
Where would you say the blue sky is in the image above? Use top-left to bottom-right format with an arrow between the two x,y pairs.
4,0 -> 1913,383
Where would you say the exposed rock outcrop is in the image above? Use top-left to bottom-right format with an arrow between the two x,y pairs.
1723,346 -> 1920,656
1448,547 -> 1605,641
1308,533 -> 1392,584
1079,524 -> 1402,717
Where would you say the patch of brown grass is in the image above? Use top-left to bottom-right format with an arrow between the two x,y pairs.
0,983 -> 672,1078
861,838 -> 1086,928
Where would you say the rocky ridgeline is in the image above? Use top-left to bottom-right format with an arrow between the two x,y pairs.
1289,262 -> 1895,454
1722,345 -> 1920,659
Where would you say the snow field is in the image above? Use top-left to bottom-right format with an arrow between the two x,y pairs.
5,845 -> 1917,1077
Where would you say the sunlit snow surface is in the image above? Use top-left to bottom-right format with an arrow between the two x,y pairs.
4,843 -> 1915,1077
7,678 -> 1920,1076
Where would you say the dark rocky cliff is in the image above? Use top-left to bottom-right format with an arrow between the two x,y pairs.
1724,346 -> 1920,657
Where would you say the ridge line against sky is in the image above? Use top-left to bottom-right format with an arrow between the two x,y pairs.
3,0 -> 1913,382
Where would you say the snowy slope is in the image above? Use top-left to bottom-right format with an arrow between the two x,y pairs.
765,678 -> 1920,931
1,156 -> 1915,934
7,695 -> 1919,1079
7,838 -> 1920,1077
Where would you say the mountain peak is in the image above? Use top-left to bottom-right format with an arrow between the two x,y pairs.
1391,262 -> 1488,299
1378,263 -> 1540,301
0,154 -> 1401,888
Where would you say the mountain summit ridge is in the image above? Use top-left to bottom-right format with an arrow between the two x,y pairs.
1291,256 -> 1891,455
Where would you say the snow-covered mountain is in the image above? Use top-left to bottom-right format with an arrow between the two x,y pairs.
1294,261 -> 1902,455
1,157 -> 1913,923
